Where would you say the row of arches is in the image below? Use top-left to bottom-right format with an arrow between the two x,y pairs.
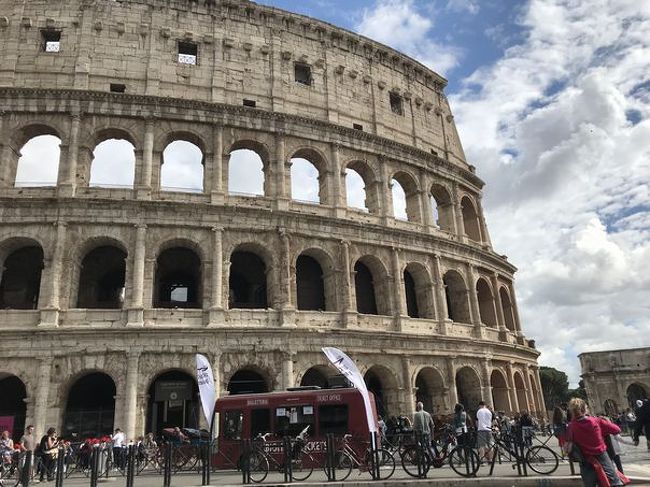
602,383 -> 648,416
0,362 -> 542,440
7,127 -> 485,242
0,238 -> 519,331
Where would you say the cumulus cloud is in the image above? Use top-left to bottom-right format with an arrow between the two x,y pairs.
356,0 -> 461,74
450,0 -> 650,384
446,0 -> 479,15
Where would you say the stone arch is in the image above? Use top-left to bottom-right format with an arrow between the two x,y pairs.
455,366 -> 482,413
294,247 -> 338,312
461,195 -> 482,243
415,366 -> 446,415
514,372 -> 528,412
603,399 -> 618,417
443,270 -> 471,323
146,369 -> 200,434
87,128 -> 137,188
0,373 -> 27,441
0,240 -> 44,310
499,286 -> 517,331
289,147 -> 329,205
12,124 -> 62,187
229,243 -> 273,309
364,364 -> 399,417
430,183 -> 454,231
76,245 -> 127,309
390,170 -> 422,222
299,365 -> 339,389
62,371 -> 116,439
226,366 -> 272,395
627,383 -> 648,407
529,373 -> 542,414
403,262 -> 434,319
354,255 -> 391,316
476,278 -> 497,328
491,369 -> 510,413
160,132 -> 205,193
227,140 -> 270,196
343,160 -> 380,214
153,245 -> 203,308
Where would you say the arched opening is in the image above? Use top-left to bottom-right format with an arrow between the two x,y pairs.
514,373 -> 528,412
443,270 -> 471,323
364,366 -> 397,418
229,251 -> 268,309
296,255 -> 325,311
77,246 -> 126,309
227,369 -> 269,395
430,184 -> 453,231
63,372 -> 116,439
415,368 -> 445,416
499,287 -> 516,331
0,374 -> 27,442
160,140 -> 204,193
476,278 -> 497,328
228,148 -> 265,196
345,167 -> 368,212
14,134 -> 61,187
392,172 -> 421,222
290,154 -> 323,204
154,247 -> 202,308
627,383 -> 648,407
89,138 -> 136,188
146,370 -> 199,435
603,399 -> 618,417
0,246 -> 44,310
404,270 -> 419,318
461,196 -> 482,242
391,179 -> 408,220
491,370 -> 510,413
455,367 -> 482,414
354,261 -> 377,315
300,366 -> 339,389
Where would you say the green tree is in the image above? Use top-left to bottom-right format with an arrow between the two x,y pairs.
539,366 -> 570,410
569,379 -> 588,401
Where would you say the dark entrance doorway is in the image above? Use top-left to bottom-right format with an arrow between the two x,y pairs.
0,374 -> 27,441
147,371 -> 199,435
63,372 -> 116,439
227,369 -> 269,395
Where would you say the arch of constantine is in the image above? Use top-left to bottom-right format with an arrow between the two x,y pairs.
0,0 -> 544,440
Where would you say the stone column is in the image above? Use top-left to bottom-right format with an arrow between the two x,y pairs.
453,192 -> 465,239
339,240 -> 353,328
391,248 -> 405,331
209,227 -> 224,326
0,112 -> 15,187
274,132 -> 287,209
509,284 -> 524,335
40,222 -> 67,327
401,357 -> 415,417
124,352 -> 140,440
533,367 -> 547,417
136,119 -> 155,199
278,230 -> 295,326
432,254 -> 450,334
476,195 -> 492,247
419,170 -> 433,229
466,264 -> 483,338
447,358 -> 458,407
33,359 -> 52,438
127,224 -> 146,326
507,363 -> 520,412
281,352 -> 295,390
330,143 -> 345,216
480,359 -> 493,408
491,273 -> 507,338
378,156 -> 391,221
58,112 -> 81,197
210,124 -> 224,203
524,365 -> 536,413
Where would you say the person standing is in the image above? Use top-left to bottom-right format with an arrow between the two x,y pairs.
413,402 -> 435,453
453,404 -> 468,445
111,428 -> 126,470
476,401 -> 493,463
38,427 -> 59,482
633,399 -> 650,451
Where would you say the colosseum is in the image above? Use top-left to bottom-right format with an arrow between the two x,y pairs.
0,0 -> 544,441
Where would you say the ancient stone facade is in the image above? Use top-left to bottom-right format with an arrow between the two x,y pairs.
580,348 -> 650,415
0,0 -> 543,441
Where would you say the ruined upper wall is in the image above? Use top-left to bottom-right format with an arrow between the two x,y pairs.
0,0 -> 468,168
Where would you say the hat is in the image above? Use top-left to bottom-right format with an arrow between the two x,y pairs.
637,400 -> 644,408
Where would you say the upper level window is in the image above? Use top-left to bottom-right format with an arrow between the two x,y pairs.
42,30 -> 61,52
178,41 -> 197,65
294,63 -> 312,86
390,92 -> 403,115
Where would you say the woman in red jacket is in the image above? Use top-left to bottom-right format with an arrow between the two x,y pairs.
566,398 -> 625,487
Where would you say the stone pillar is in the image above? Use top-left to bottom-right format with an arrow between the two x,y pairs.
533,367 -> 547,417
124,352 -> 140,440
379,157 -> 391,222
419,170 -> 433,229
274,132 -> 287,208
209,227 -> 224,325
391,248 -> 405,331
524,365 -> 536,413
58,112 -> 81,197
447,358 -> 458,407
507,363 -> 520,412
281,352 -> 295,390
466,264 -> 483,338
40,222 -> 67,327
453,191 -> 465,239
278,230 -> 295,326
432,254 -> 450,334
401,357 -> 415,417
330,143 -> 344,214
127,224 -> 146,326
491,273 -> 507,338
136,119 -> 155,199
476,195 -> 492,247
509,284 -> 524,335
340,240 -> 353,328
480,359 -> 493,408
0,112 -> 15,187
33,360 -> 52,438
210,125 -> 224,203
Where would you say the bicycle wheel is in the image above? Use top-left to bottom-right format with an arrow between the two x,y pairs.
366,448 -> 395,480
449,446 -> 480,477
323,452 -> 353,481
525,445 -> 559,475
400,445 -> 431,478
246,451 -> 269,484
291,450 -> 315,482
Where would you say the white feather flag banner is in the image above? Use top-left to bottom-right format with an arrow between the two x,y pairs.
195,354 -> 216,429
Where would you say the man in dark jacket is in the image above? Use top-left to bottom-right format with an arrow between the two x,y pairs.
633,399 -> 650,451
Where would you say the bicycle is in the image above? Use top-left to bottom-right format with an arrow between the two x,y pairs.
401,424 -> 459,477
325,434 -> 395,481
246,426 -> 317,483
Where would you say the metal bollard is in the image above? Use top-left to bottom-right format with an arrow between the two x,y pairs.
282,436 -> 293,483
200,440 -> 210,486
90,445 -> 100,487
125,445 -> 135,487
369,432 -> 380,480
162,442 -> 172,487
325,434 -> 335,481
21,450 -> 33,487
240,440 -> 251,485
55,447 -> 65,487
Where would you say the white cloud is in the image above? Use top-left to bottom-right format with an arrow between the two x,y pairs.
450,0 -> 650,385
446,0 -> 479,15
356,0 -> 461,75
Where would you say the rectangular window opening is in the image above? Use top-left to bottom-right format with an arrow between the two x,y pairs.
243,99 -> 257,108
42,30 -> 61,53
110,83 -> 126,93
390,92 -> 403,115
178,41 -> 198,65
294,63 -> 312,86
353,123 -> 363,131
